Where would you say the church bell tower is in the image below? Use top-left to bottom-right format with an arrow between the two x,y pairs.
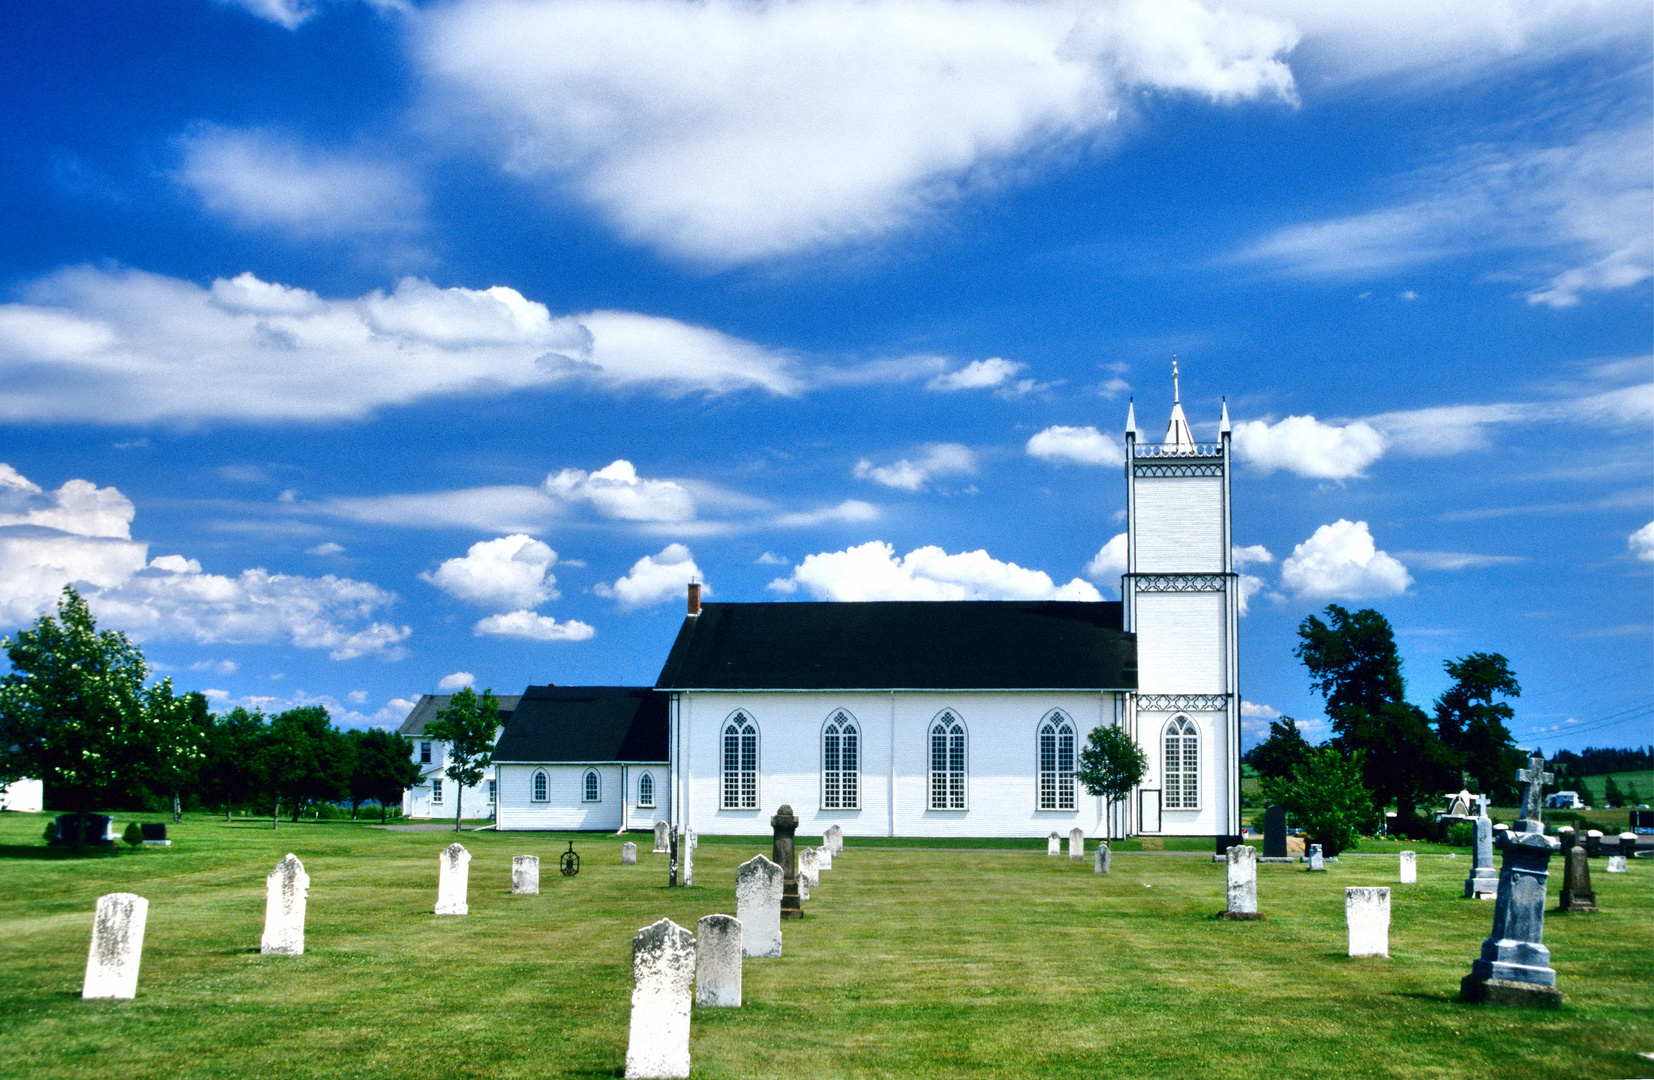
1121,364 -> 1241,840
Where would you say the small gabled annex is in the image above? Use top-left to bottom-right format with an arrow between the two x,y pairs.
398,693 -> 519,820
493,685 -> 670,832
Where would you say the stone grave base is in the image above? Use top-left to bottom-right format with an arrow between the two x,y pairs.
1217,911 -> 1266,921
1558,898 -> 1598,913
141,839 -> 173,847
1258,856 -> 1294,864
1459,975 -> 1562,1009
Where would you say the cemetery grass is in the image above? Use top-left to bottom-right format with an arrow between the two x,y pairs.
0,815 -> 1650,1080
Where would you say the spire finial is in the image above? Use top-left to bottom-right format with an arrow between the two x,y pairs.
1172,356 -> 1180,404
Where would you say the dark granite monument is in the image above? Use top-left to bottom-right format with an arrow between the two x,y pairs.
1263,806 -> 1288,860
772,804 -> 804,920
1558,832 -> 1597,913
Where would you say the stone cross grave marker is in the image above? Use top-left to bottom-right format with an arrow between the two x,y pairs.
512,855 -> 540,895
735,854 -> 783,957
83,892 -> 148,1000
824,824 -> 843,855
1306,844 -> 1325,871
1460,829 -> 1562,1008
1515,750 -> 1553,832
1094,842 -> 1111,875
622,842 -> 638,865
1263,805 -> 1287,859
694,914 -> 743,1008
1464,815 -> 1498,898
772,805 -> 803,920
1399,850 -> 1417,884
261,854 -> 309,955
624,918 -> 695,1080
1346,887 -> 1391,958
1220,844 -> 1263,920
797,847 -> 820,901
653,820 -> 669,853
1047,831 -> 1061,856
1068,828 -> 1085,860
436,843 -> 471,915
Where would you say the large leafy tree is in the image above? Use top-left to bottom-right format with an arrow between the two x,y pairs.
0,587 -> 154,813
425,687 -> 501,832
1258,746 -> 1379,857
264,706 -> 351,824
142,679 -> 213,820
1075,725 -> 1148,837
200,706 -> 271,821
346,728 -> 422,822
1433,652 -> 1523,802
1242,716 -> 1312,783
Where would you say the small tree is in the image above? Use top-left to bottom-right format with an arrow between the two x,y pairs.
1258,746 -> 1379,857
425,687 -> 500,832
1603,775 -> 1625,807
346,728 -> 422,822
1075,725 -> 1148,838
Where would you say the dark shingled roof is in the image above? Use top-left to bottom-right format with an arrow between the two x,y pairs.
491,686 -> 669,763
397,693 -> 520,738
655,601 -> 1136,691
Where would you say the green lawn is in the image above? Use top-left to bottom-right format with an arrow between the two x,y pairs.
0,811 -> 1649,1080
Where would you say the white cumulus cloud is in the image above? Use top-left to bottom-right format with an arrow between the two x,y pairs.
420,534 -> 560,609
544,460 -> 696,522
1280,519 -> 1412,600
438,671 -> 475,691
1230,415 -> 1388,479
595,544 -> 704,609
1083,533 -> 1129,589
769,539 -> 1101,601
853,443 -> 976,491
927,358 -> 1026,392
1630,522 -> 1654,563
473,610 -> 596,641
1233,543 -> 1274,568
1027,425 -> 1126,467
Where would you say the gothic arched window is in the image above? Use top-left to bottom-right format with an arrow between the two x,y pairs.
1038,712 -> 1077,811
722,713 -> 759,809
531,770 -> 548,803
928,712 -> 967,810
822,711 -> 860,809
637,772 -> 655,808
1164,716 -> 1200,810
582,769 -> 601,803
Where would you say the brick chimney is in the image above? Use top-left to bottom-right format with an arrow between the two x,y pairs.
687,581 -> 701,616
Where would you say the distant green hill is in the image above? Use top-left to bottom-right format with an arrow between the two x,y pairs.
1569,770 -> 1654,807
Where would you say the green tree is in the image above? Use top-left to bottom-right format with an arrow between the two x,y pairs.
346,728 -> 422,822
1075,724 -> 1148,837
0,587 -> 153,815
143,680 -> 213,821
1242,716 -> 1312,783
1258,745 -> 1379,857
1433,652 -> 1522,802
200,706 -> 270,821
425,687 -> 501,832
1603,775 -> 1625,807
263,706 -> 350,825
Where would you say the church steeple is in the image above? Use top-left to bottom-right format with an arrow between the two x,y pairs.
1163,359 -> 1195,447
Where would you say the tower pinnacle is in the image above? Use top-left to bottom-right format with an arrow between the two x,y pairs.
1163,359 -> 1194,447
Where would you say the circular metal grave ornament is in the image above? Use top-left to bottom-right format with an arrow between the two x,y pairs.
560,840 -> 580,877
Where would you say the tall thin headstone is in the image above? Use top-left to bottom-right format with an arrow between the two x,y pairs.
653,820 -> 669,854
512,854 -> 540,895
694,914 -> 743,1008
1094,842 -> 1111,875
1068,827 -> 1085,860
82,893 -> 148,999
1398,850 -> 1417,884
435,843 -> 470,915
621,841 -> 638,865
1220,844 -> 1263,920
1559,840 -> 1597,913
678,827 -> 694,887
824,823 -> 843,855
735,854 -> 783,957
261,853 -> 309,955
1262,805 -> 1288,859
1046,831 -> 1061,856
624,918 -> 695,1080
1345,887 -> 1391,958
1464,815 -> 1498,899
773,805 -> 804,920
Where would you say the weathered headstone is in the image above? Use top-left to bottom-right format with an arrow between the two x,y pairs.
622,842 -> 638,866
694,914 -> 743,1008
1262,805 -> 1287,859
797,846 -> 822,901
678,827 -> 694,887
687,828 -> 697,851
1559,845 -> 1597,913
1306,844 -> 1325,872
735,854 -> 783,957
1068,827 -> 1085,860
1460,819 -> 1562,1007
1345,886 -> 1391,957
773,805 -> 803,920
824,823 -> 843,855
667,825 -> 680,887
1464,815 -> 1498,899
817,843 -> 832,870
1220,844 -> 1263,920
82,893 -> 148,999
624,918 -> 695,1079
261,853 -> 309,955
1399,850 -> 1417,884
435,843 -> 470,915
1606,832 -> 1634,873
1094,842 -> 1111,875
1585,829 -> 1603,858
512,854 -> 540,895
1513,750 -> 1553,833
653,820 -> 669,853
1047,831 -> 1061,856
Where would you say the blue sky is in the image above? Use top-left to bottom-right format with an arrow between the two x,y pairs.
0,0 -> 1648,754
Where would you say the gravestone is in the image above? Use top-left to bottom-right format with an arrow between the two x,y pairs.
773,805 -> 804,920
1345,886 -> 1391,958
1068,827 -> 1085,860
824,824 -> 843,855
1262,806 -> 1288,859
260,853 -> 309,955
1606,832 -> 1634,873
817,843 -> 832,870
512,855 -> 540,895
1220,844 -> 1263,920
1399,850 -> 1417,884
53,812 -> 114,848
1047,831 -> 1061,856
678,827 -> 694,887
622,842 -> 638,866
1559,845 -> 1597,913
140,822 -> 171,847
653,820 -> 669,853
797,846 -> 820,901
1094,842 -> 1111,875
435,843 -> 470,915
735,854 -> 783,957
1464,815 -> 1498,899
694,914 -> 743,1008
1585,830 -> 1603,858
1306,844 -> 1325,872
668,825 -> 680,887
688,828 -> 697,851
624,918 -> 695,1079
82,893 -> 148,999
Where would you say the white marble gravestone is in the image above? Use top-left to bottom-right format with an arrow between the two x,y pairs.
512,855 -> 540,895
1068,828 -> 1085,860
1465,816 -> 1499,898
1607,832 -> 1634,873
1399,850 -> 1417,884
797,847 -> 821,901
735,854 -> 783,958
1307,844 -> 1326,871
694,914 -> 743,1008
687,828 -> 698,851
83,892 -> 148,999
1047,831 -> 1061,856
1222,844 -> 1260,918
824,823 -> 844,855
261,853 -> 309,955
678,828 -> 694,887
436,843 -> 471,914
1094,843 -> 1111,875
625,918 -> 695,1080
817,843 -> 832,870
1346,887 -> 1391,957
622,842 -> 638,865
653,821 -> 669,853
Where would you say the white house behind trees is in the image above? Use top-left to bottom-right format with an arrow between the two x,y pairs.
398,693 -> 518,820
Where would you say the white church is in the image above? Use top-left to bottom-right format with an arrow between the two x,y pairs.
408,383 -> 1242,842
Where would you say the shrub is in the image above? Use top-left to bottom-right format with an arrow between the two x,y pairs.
1444,820 -> 1475,848
122,821 -> 143,847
